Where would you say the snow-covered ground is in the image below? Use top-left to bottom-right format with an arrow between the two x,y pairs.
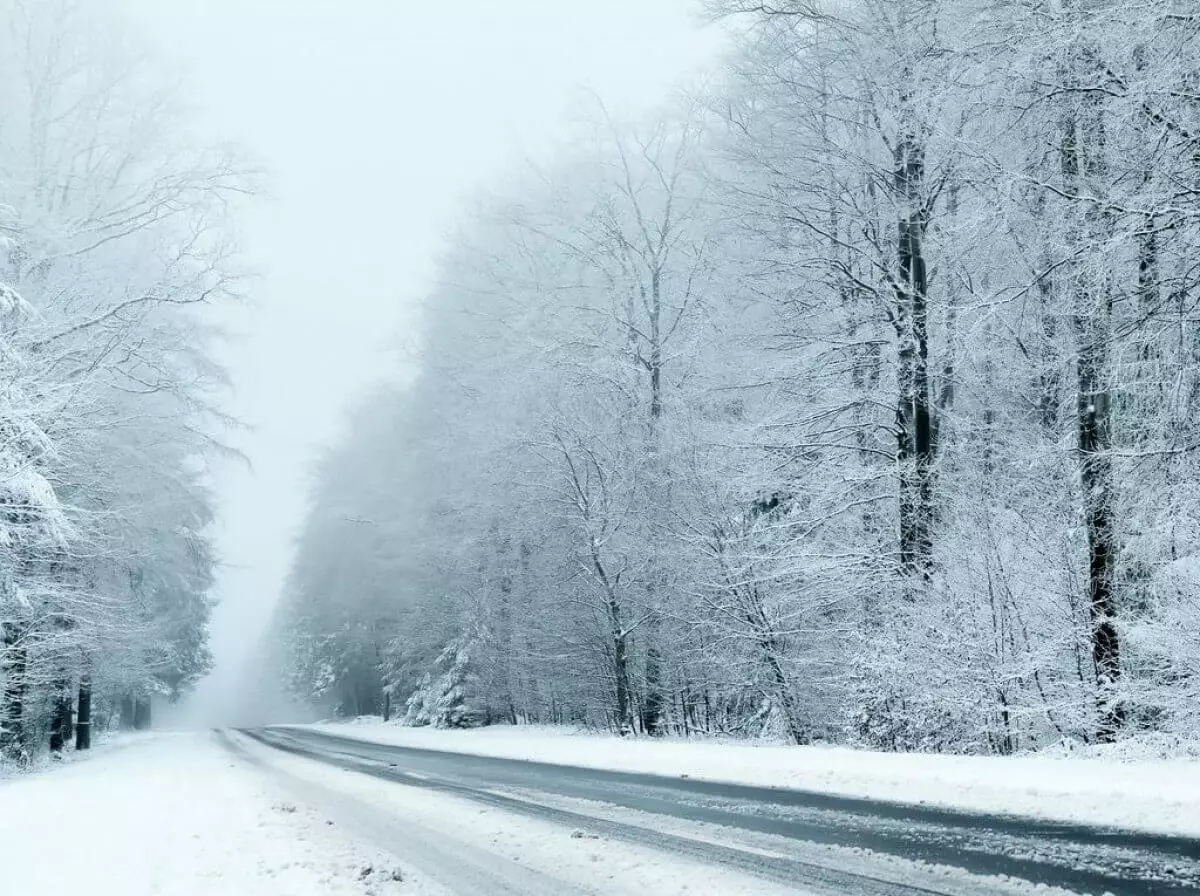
0,732 -> 423,896
299,721 -> 1200,838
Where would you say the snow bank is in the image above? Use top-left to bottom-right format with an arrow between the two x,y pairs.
297,721 -> 1200,838
0,730 -> 157,780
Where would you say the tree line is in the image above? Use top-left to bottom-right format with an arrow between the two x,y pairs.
0,1 -> 247,764
270,0 -> 1200,754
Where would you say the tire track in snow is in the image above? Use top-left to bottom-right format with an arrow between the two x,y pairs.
240,727 -> 1061,896
246,725 -> 1200,894
217,730 -> 589,896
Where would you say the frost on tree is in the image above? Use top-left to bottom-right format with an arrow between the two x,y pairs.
264,0 -> 1200,756
0,0 -> 246,766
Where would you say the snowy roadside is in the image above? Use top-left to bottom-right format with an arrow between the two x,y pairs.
296,721 -> 1200,839
0,731 -> 433,896
0,730 -> 158,780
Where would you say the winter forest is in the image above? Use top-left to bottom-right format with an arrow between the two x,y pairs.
0,1 -> 248,763
269,0 -> 1200,756
7,0 -> 1200,770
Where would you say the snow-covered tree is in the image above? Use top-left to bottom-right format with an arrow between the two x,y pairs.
268,0 -> 1200,756
0,0 -> 248,763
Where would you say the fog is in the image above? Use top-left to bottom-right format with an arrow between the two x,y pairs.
113,0 -> 723,726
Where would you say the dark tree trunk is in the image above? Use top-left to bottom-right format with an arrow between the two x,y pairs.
613,619 -> 632,734
517,541 -> 538,723
133,697 -> 152,731
648,267 -> 664,421
75,675 -> 92,750
894,125 -> 934,584
1,623 -> 29,763
119,695 -> 136,730
496,542 -> 518,725
639,267 -> 667,735
1036,258 -> 1061,428
604,580 -> 632,734
589,534 -> 633,734
49,678 -> 73,754
1079,345 -> 1122,740
744,580 -> 807,745
381,689 -> 391,723
1061,50 -> 1123,741
640,641 -> 665,736
763,648 -> 807,745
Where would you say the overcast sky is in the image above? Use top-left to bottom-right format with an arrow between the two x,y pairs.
114,0 -> 724,724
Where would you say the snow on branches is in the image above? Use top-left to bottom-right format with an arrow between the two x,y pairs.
0,0 -> 248,765
271,0 -> 1200,755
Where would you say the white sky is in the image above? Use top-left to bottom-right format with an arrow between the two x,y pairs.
114,0 -> 724,725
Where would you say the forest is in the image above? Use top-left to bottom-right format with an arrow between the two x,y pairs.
271,0 -> 1200,755
0,1 -> 247,764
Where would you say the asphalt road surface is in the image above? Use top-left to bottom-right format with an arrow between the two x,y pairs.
240,726 -> 1200,895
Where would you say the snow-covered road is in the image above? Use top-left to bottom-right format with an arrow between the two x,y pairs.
301,720 -> 1200,838
3,731 -> 794,896
0,731 -> 828,895
5,729 -> 1198,896
243,726 -> 1189,895
222,729 -> 815,895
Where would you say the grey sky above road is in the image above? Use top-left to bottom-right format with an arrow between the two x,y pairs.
114,0 -> 724,724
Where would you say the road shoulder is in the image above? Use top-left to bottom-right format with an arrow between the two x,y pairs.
0,730 -> 424,896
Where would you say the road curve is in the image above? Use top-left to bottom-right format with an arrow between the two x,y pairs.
242,726 -> 1200,895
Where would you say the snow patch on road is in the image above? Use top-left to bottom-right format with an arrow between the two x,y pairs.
298,721 -> 1200,838
0,731 -> 429,896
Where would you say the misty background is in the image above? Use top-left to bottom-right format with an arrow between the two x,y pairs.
112,0 -> 724,726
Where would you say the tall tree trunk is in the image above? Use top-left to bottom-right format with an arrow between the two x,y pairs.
894,124 -> 934,583
1076,302 -> 1120,730
518,542 -> 539,723
750,587 -> 807,745
639,267 -> 667,736
640,640 -> 664,735
495,537 -> 518,725
75,674 -> 92,750
1061,45 -> 1123,740
49,675 -> 73,754
590,536 -> 633,734
763,648 -> 807,745
1,623 -> 29,763
119,694 -> 135,730
613,616 -> 631,733
1078,337 -> 1121,739
133,697 -> 152,731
